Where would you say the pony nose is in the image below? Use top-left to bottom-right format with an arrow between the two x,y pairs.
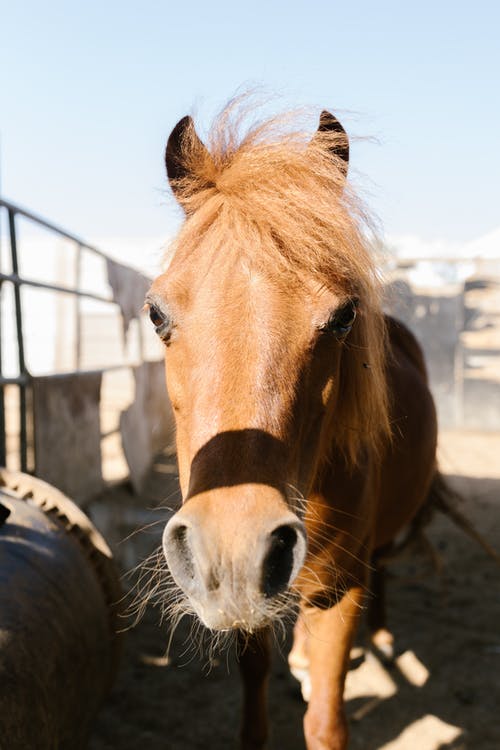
162,514 -> 307,601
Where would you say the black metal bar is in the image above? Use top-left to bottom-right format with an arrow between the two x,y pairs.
0,197 -> 4,466
0,375 -> 30,386
0,278 -> 6,467
8,210 -> 28,472
0,198 -> 109,261
75,244 -> 83,369
0,272 -> 113,304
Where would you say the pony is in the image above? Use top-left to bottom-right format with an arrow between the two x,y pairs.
146,100 -> 438,750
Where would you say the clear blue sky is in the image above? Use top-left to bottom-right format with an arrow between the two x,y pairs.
1,0 -> 499,246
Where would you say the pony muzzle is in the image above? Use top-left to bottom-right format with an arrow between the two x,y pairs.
162,493 -> 307,631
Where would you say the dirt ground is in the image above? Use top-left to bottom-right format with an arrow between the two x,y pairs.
87,431 -> 500,750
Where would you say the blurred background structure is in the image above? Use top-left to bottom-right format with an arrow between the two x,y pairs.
0,198 -> 174,502
385,253 -> 500,430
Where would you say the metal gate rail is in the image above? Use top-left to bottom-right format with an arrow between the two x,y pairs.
0,197 -> 143,472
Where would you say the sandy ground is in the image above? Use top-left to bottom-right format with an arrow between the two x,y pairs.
87,431 -> 500,750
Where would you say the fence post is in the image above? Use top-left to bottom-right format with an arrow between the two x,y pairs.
75,243 -> 83,370
0,276 -> 6,467
8,209 -> 28,472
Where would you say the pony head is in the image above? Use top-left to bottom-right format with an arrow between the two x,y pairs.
148,101 -> 388,632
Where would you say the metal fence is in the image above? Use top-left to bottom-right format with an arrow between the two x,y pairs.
0,197 -> 156,480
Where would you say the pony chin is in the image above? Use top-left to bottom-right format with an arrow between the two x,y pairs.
190,600 -> 264,633
188,591 -> 296,634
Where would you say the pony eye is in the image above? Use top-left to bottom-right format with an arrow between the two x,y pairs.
321,299 -> 358,337
147,303 -> 173,342
149,304 -> 164,327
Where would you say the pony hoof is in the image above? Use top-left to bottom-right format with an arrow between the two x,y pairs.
370,628 -> 395,663
289,664 -> 311,702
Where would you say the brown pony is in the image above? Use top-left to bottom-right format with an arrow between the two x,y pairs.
147,101 -> 438,750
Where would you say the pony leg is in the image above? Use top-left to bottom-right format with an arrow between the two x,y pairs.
302,586 -> 365,750
238,629 -> 271,750
288,609 -> 312,701
367,564 -> 394,661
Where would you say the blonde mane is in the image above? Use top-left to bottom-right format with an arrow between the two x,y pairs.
168,100 -> 391,464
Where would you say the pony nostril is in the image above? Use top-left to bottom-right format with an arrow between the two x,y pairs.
262,524 -> 298,598
163,520 -> 195,587
171,522 -> 188,546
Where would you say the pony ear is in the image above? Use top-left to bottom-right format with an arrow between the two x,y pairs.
313,110 -> 349,177
165,115 -> 211,202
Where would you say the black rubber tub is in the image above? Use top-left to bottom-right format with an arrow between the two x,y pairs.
0,469 -> 122,750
